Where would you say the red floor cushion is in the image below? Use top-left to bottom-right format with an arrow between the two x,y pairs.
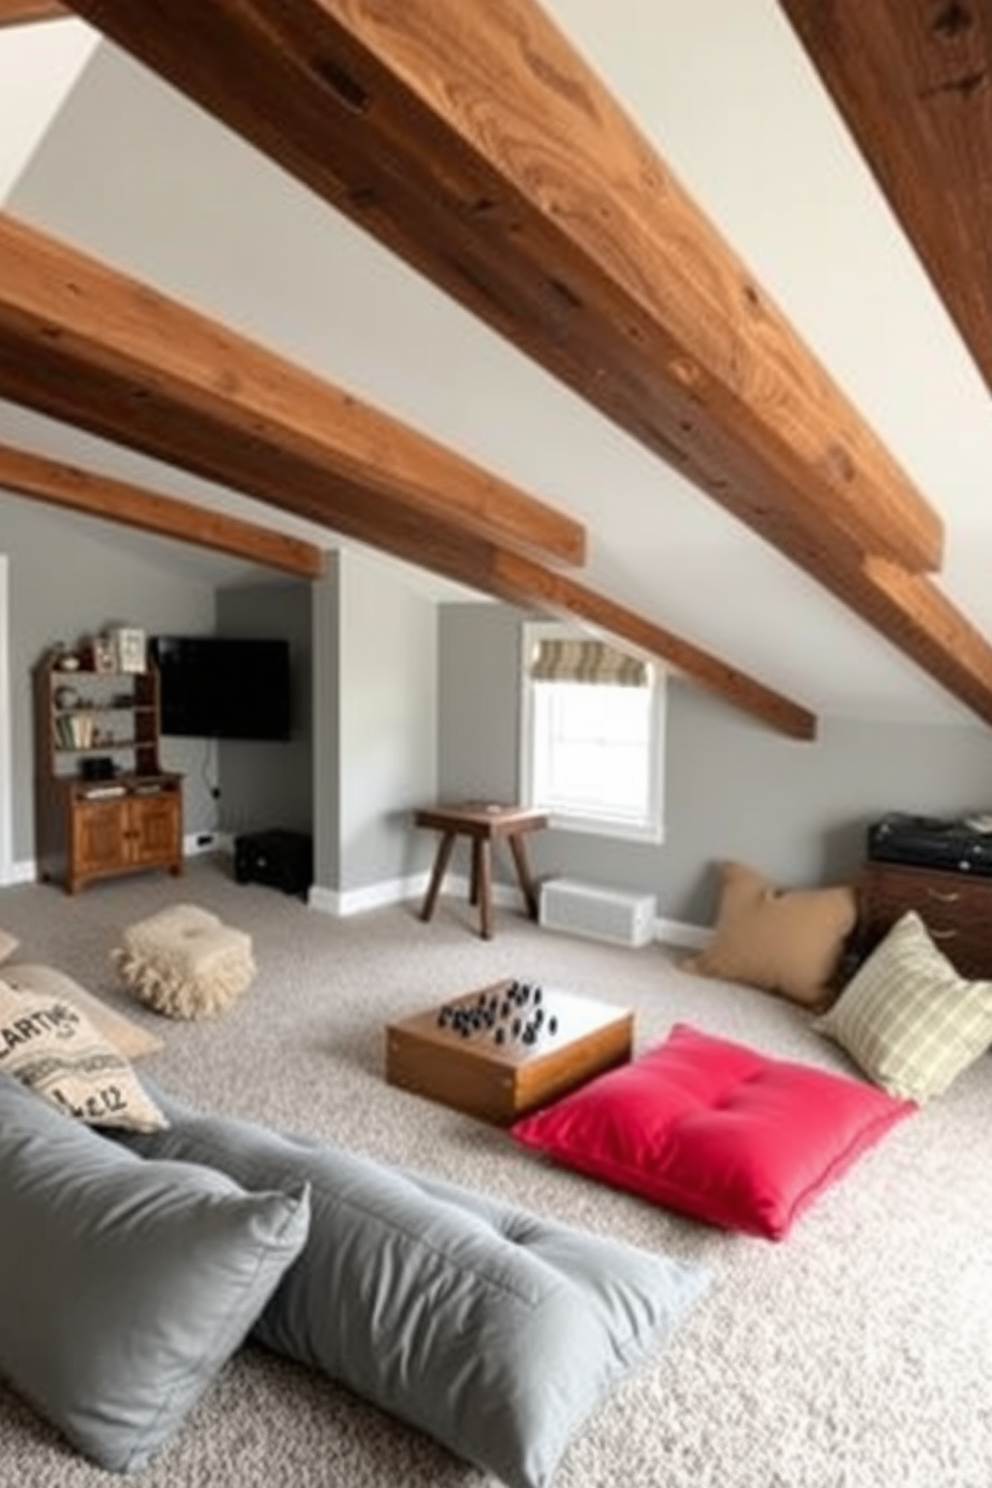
512,1024 -> 914,1239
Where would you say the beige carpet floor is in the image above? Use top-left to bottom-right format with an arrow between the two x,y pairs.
1,855 -> 990,1487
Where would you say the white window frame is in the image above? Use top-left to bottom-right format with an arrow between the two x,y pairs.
519,620 -> 666,844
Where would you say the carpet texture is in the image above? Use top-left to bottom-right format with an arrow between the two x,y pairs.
1,857 -> 990,1487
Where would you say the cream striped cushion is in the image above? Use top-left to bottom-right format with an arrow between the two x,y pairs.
815,910 -> 992,1104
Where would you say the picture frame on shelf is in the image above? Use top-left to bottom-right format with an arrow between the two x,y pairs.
111,627 -> 146,674
91,635 -> 117,674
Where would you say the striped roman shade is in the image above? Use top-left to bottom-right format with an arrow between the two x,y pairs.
529,638 -> 649,687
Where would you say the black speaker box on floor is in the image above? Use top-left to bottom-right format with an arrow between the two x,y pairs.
234,829 -> 314,896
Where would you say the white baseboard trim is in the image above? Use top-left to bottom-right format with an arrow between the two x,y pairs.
655,916 -> 710,951
6,840 -> 234,886
4,853 -> 712,952
309,870 -> 431,918
8,837 -> 241,886
307,873 -> 711,952
308,871 -> 526,919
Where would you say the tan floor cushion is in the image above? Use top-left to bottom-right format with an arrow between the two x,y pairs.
112,904 -> 255,1021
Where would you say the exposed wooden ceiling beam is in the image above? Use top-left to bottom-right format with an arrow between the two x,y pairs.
275,471 -> 816,736
0,213 -> 583,573
859,556 -> 992,727
0,218 -> 813,739
0,1 -> 68,26
60,0 -> 945,583
58,1 -> 992,729
0,441 -> 325,579
780,0 -> 992,400
491,552 -> 817,740
55,0 -> 992,730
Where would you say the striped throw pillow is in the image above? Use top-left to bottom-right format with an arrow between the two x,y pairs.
814,910 -> 992,1103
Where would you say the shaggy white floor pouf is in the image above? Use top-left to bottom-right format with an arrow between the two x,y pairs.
111,904 -> 256,1021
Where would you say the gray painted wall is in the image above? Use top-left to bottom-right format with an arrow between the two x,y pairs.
1,501 -> 441,900
216,581 -> 314,838
2,494 -> 215,856
0,494 -> 312,861
437,602 -> 992,924
338,551 -> 437,893
7,497 -> 992,921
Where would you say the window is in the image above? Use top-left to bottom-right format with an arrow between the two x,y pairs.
520,622 -> 666,843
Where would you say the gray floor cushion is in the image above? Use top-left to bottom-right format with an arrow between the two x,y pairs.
0,1072 -> 310,1472
116,1080 -> 712,1488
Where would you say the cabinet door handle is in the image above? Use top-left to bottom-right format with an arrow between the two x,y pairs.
925,888 -> 960,903
929,927 -> 958,941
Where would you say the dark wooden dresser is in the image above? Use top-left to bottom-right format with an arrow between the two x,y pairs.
857,860 -> 992,979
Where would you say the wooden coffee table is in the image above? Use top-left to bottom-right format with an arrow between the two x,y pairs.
385,980 -> 633,1124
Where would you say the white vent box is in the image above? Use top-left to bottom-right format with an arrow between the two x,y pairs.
539,878 -> 656,949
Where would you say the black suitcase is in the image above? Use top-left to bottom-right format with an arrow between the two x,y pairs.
234,830 -> 314,895
866,812 -> 992,877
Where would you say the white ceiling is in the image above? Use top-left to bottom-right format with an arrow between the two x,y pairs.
3,2 -> 992,729
0,15 -> 95,198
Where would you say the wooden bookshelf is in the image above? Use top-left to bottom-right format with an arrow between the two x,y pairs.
33,646 -> 183,893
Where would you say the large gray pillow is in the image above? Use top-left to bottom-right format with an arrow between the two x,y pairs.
118,1080 -> 711,1488
0,1073 -> 310,1472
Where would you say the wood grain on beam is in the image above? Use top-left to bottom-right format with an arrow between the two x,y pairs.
0,407 -> 813,740
492,551 -> 818,740
263,470 -> 816,734
0,441 -> 325,579
0,1 -> 67,26
780,0 -> 992,399
0,225 -> 813,737
0,214 -> 584,573
56,0 -> 992,727
61,0 -> 943,586
860,556 -> 992,727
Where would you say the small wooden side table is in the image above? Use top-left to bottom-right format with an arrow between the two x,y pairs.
414,802 -> 549,939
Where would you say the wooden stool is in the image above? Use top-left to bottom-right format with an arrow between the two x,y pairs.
414,802 -> 548,939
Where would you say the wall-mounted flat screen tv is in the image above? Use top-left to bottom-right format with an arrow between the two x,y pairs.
149,636 -> 292,741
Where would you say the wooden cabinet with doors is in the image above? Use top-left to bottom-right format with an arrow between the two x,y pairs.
33,646 -> 183,894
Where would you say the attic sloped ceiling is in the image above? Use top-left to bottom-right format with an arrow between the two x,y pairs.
51,0 -> 992,735
5,2 -> 992,729
0,7 -> 93,198
0,210 -> 815,739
